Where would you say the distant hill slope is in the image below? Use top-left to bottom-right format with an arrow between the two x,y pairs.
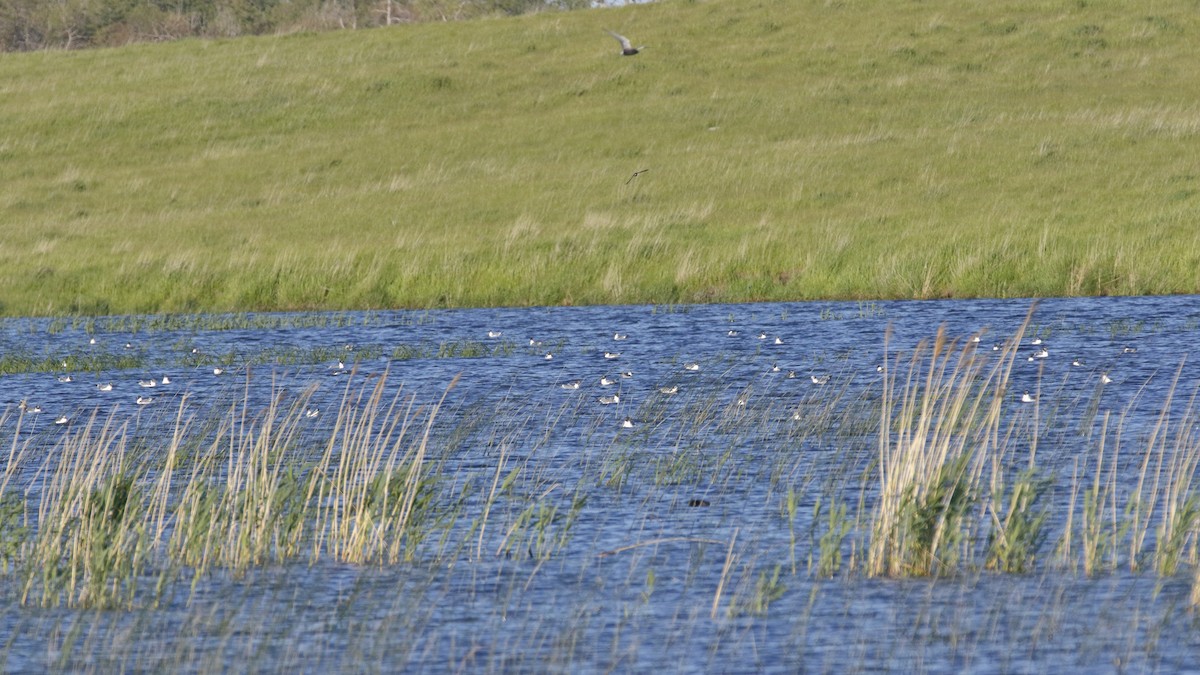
2,0 -> 1199,315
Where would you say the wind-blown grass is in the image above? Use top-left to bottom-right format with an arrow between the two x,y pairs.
4,2 -> 1200,315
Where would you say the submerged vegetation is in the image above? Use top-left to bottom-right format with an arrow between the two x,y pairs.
4,0 -> 1200,315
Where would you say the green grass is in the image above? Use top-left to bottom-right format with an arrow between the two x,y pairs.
4,0 -> 1200,315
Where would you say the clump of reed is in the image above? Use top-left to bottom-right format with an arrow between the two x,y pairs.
867,318 -> 1029,577
854,315 -> 1200,588
1,371 -> 473,608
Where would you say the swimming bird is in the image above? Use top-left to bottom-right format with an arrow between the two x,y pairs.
684,362 -> 701,372
139,379 -> 157,388
1033,348 -> 1049,359
1031,338 -> 1043,345
57,375 -> 72,383
55,415 -> 69,425
529,338 -> 543,347
787,370 -> 798,379
757,332 -> 768,340
620,371 -> 634,379
97,383 -> 113,392
561,380 -> 582,390
1072,359 -> 1085,367
1101,373 -> 1114,384
487,330 -> 503,338
727,330 -> 739,337
604,351 -> 621,359
1123,346 -> 1138,354
136,396 -> 153,406
544,353 -> 554,360
600,375 -> 617,386
621,417 -> 634,428
770,363 -> 781,373
89,337 -> 96,345
613,332 -> 628,341
213,367 -> 224,375
161,375 -> 171,385
598,394 -> 620,405
774,336 -> 784,345
811,375 -> 830,385
305,408 -> 320,418
1021,392 -> 1036,403
605,29 -> 642,56
658,385 -> 678,395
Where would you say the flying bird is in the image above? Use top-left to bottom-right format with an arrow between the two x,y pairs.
606,30 -> 643,56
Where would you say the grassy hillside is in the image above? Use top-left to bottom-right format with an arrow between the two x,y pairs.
3,0 -> 1200,315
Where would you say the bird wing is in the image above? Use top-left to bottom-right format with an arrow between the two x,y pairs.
605,30 -> 633,51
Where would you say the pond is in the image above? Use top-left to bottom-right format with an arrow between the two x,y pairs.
1,296 -> 1199,671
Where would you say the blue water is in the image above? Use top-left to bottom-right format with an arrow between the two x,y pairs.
2,296 -> 1200,672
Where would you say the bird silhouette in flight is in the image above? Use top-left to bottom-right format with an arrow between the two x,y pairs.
606,30 -> 643,56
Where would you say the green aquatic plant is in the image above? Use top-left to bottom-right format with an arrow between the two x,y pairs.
985,468 -> 1051,574
812,496 -> 852,579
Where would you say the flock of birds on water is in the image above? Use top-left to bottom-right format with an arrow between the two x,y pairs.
12,315 -> 1139,433
478,324 -> 1136,431
16,340 -> 236,427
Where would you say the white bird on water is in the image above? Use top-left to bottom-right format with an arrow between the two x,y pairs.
598,394 -> 620,405
684,362 -> 701,372
605,29 -> 643,56
1021,392 -> 1036,403
136,396 -> 153,406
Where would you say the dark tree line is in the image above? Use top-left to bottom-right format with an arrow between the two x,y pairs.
0,0 -> 595,51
